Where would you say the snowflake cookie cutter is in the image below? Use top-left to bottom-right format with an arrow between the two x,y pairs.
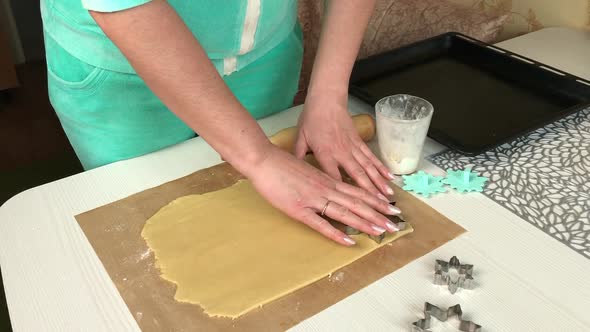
344,213 -> 407,244
412,302 -> 482,332
434,256 -> 475,294
402,171 -> 447,197
443,168 -> 488,193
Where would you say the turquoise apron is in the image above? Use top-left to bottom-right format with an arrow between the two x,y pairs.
41,0 -> 303,170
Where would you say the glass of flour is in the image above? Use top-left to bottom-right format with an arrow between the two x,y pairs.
375,94 -> 434,175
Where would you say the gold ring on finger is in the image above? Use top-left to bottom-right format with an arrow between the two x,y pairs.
321,200 -> 331,216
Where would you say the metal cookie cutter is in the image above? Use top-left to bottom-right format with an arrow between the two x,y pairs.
345,224 -> 387,244
344,210 -> 407,244
434,256 -> 474,294
412,302 -> 482,332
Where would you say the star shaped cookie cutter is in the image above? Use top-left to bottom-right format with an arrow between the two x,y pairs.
412,302 -> 482,332
434,256 -> 475,294
344,212 -> 407,244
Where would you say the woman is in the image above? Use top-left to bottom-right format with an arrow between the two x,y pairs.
41,0 -> 402,245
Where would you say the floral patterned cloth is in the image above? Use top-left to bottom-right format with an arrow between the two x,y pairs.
448,0 -> 590,40
359,0 -> 509,59
294,0 -> 509,104
428,108 -> 590,259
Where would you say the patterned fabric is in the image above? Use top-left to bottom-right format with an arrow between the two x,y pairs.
295,0 -> 323,105
428,108 -> 590,259
295,0 -> 590,104
359,0 -> 510,59
447,0 -> 590,40
295,0 -> 509,104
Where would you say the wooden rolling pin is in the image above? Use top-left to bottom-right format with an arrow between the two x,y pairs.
269,114 -> 376,152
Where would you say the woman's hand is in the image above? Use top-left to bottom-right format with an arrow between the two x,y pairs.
91,0 -> 398,246
244,144 -> 401,246
294,94 -> 395,197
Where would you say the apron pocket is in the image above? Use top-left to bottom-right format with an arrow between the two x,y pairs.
44,32 -> 110,93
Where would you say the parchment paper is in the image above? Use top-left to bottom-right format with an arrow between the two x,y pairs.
76,162 -> 465,331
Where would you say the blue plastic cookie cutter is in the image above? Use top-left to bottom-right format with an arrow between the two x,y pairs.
402,171 -> 447,197
443,168 -> 488,193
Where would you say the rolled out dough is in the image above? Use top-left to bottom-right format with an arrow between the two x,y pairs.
141,179 -> 413,318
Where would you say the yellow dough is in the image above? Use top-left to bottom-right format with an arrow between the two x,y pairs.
141,180 -> 413,318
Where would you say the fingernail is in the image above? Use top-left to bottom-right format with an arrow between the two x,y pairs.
388,172 -> 396,179
377,193 -> 389,202
371,225 -> 386,234
389,205 -> 401,215
343,236 -> 356,245
386,186 -> 394,195
386,221 -> 400,232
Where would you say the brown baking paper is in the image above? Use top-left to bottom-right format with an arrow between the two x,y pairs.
76,162 -> 465,331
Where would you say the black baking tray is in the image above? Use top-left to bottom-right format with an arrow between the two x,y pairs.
350,32 -> 590,155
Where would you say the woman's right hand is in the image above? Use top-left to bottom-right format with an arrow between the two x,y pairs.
243,145 -> 402,246
89,1 -> 402,243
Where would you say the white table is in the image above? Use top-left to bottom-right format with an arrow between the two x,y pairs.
2,27 -> 590,331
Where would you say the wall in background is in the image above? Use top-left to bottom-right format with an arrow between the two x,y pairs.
0,0 -> 24,64
9,0 -> 45,62
3,0 -> 590,64
447,0 -> 590,40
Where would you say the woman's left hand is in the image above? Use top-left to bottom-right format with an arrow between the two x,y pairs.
294,93 -> 395,197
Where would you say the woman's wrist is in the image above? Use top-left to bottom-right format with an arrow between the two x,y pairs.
304,84 -> 350,118
307,80 -> 349,101
223,137 -> 275,178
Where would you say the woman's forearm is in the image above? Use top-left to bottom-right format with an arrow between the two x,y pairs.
90,0 -> 271,175
308,0 -> 376,99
